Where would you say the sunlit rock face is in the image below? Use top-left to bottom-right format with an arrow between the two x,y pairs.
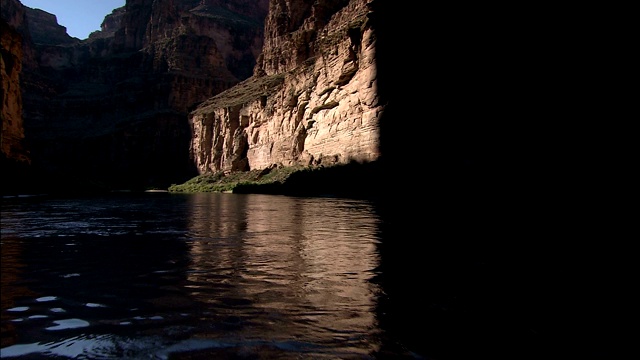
190,0 -> 381,173
2,0 -> 381,190
0,0 -> 269,190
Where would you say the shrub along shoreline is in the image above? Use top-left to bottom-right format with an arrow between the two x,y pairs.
168,161 -> 384,199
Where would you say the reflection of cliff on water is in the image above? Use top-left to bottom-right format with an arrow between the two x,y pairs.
1,237 -> 38,348
184,193 -> 382,354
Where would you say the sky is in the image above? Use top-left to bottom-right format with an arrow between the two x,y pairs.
19,0 -> 126,39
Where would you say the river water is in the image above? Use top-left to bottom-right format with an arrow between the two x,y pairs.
0,191 -> 621,359
1,193 -> 396,359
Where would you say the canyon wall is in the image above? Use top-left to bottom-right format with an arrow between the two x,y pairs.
23,7 -> 79,45
2,0 -> 268,193
2,0 -> 384,192
1,17 -> 28,164
189,0 -> 381,173
1,0 -> 269,192
1,0 -> 515,194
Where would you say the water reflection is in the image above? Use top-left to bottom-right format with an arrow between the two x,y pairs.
1,237 -> 37,348
1,193 -> 386,359
185,193 -> 382,356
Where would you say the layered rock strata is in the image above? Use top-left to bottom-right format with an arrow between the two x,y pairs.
1,0 -> 268,191
189,0 -> 381,173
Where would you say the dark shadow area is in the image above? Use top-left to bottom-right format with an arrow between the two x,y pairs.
368,1 -> 630,359
233,160 -> 385,199
1,2 -> 629,358
2,114 -> 199,196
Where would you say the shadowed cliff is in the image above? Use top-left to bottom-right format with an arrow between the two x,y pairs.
1,0 -> 269,195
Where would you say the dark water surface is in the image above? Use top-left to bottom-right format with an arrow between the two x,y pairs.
1,193 -> 390,359
0,192 -> 623,359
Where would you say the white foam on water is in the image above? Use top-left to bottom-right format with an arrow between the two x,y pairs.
6,307 -> 29,312
0,342 -> 44,357
61,273 -> 80,278
28,315 -> 48,319
45,318 -> 90,330
36,296 -> 57,302
85,303 -> 107,308
0,334 -> 115,358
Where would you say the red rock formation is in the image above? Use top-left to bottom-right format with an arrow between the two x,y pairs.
1,0 -> 268,192
1,0 -> 384,191
1,17 -> 28,164
189,0 -> 379,173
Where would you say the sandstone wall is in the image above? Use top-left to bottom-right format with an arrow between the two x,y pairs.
190,0 -> 381,173
1,0 -> 269,190
1,17 -> 29,163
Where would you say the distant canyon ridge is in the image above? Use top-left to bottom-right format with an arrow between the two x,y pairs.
1,0 -> 388,193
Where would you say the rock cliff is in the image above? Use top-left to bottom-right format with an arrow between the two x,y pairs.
1,0 -> 269,192
2,0 -> 385,193
1,17 -> 28,164
23,7 -> 79,45
189,0 -> 380,173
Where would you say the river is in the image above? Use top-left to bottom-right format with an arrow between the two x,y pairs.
0,191 -> 621,359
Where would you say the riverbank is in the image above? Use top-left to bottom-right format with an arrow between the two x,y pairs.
168,160 -> 387,199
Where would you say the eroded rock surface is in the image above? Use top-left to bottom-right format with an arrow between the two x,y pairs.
1,17 -> 28,164
190,0 -> 381,173
1,0 -> 268,191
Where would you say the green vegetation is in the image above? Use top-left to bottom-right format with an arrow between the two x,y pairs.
168,160 -> 384,199
168,165 -> 308,193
